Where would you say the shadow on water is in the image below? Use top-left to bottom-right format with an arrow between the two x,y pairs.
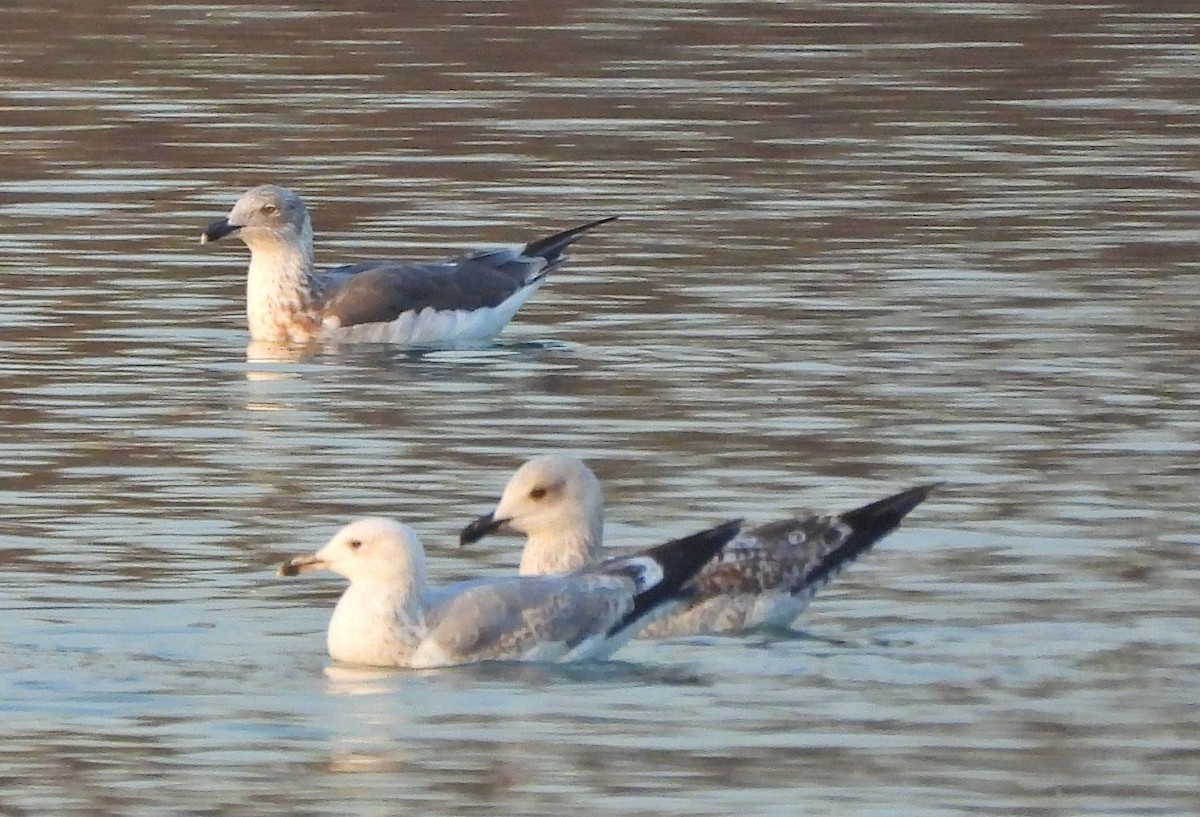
677,625 -> 917,653
244,337 -> 572,369
323,657 -> 713,696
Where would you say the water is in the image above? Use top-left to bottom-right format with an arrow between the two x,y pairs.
1,2 -> 1198,814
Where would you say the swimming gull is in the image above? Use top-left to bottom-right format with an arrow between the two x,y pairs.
459,455 -> 937,638
278,515 -> 741,668
200,185 -> 615,346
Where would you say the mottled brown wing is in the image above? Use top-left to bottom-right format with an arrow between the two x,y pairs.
688,483 -> 939,602
688,514 -> 851,599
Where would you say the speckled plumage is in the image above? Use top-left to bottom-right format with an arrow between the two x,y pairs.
278,516 -> 739,669
201,185 -> 614,346
460,455 -> 937,638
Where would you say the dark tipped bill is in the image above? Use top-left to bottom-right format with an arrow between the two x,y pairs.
278,553 -> 327,577
200,217 -> 240,245
458,512 -> 507,546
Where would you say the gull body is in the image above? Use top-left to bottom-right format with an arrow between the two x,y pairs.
200,185 -> 614,347
279,516 -> 740,668
460,455 -> 937,638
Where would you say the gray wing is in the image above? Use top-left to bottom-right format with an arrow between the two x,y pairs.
313,216 -> 616,330
422,575 -> 633,663
316,248 -> 545,329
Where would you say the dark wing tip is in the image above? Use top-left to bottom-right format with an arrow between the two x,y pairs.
606,518 -> 743,636
521,216 -> 619,260
791,482 -> 939,594
642,518 -> 742,579
839,482 -> 941,532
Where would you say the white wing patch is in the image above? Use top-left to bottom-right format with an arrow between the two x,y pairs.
325,279 -> 546,346
615,555 -> 665,592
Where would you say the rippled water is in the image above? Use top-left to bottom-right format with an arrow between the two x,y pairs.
1,2 -> 1197,814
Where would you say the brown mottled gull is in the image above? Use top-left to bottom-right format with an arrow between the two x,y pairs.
459,455 -> 937,639
277,516 -> 740,668
200,185 -> 614,346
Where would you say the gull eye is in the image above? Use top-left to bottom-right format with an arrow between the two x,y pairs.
347,539 -> 363,550
261,203 -> 278,215
529,487 -> 547,500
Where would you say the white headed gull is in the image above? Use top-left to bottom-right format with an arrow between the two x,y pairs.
200,185 -> 615,346
278,515 -> 740,668
459,455 -> 937,638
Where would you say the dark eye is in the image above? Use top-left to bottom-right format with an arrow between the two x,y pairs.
261,204 -> 277,215
348,539 -> 362,550
529,487 -> 547,500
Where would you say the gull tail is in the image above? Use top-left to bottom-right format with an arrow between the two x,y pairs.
802,483 -> 941,594
601,519 -> 743,636
522,216 -> 618,262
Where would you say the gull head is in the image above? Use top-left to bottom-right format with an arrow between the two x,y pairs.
200,184 -> 311,250
460,455 -> 604,546
279,517 -> 428,588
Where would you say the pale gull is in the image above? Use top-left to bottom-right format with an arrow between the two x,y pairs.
459,455 -> 937,639
278,515 -> 741,668
200,185 -> 615,346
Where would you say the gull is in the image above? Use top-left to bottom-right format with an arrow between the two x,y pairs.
459,455 -> 937,638
200,185 -> 615,346
277,516 -> 741,668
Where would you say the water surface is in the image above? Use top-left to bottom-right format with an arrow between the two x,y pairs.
0,2 -> 1197,815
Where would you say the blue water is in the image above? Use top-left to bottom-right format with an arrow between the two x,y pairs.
0,2 -> 1197,814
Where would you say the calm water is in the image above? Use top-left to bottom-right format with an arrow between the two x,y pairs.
1,1 -> 1198,814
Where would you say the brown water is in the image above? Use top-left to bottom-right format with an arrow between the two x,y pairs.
1,2 -> 1198,815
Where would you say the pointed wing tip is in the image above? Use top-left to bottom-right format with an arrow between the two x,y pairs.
662,517 -> 744,573
910,481 -> 946,505
522,216 -> 620,259
841,482 -> 943,533
903,481 -> 943,502
884,482 -> 941,516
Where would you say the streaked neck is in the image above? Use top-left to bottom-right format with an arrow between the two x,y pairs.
518,524 -> 602,576
245,233 -> 323,342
